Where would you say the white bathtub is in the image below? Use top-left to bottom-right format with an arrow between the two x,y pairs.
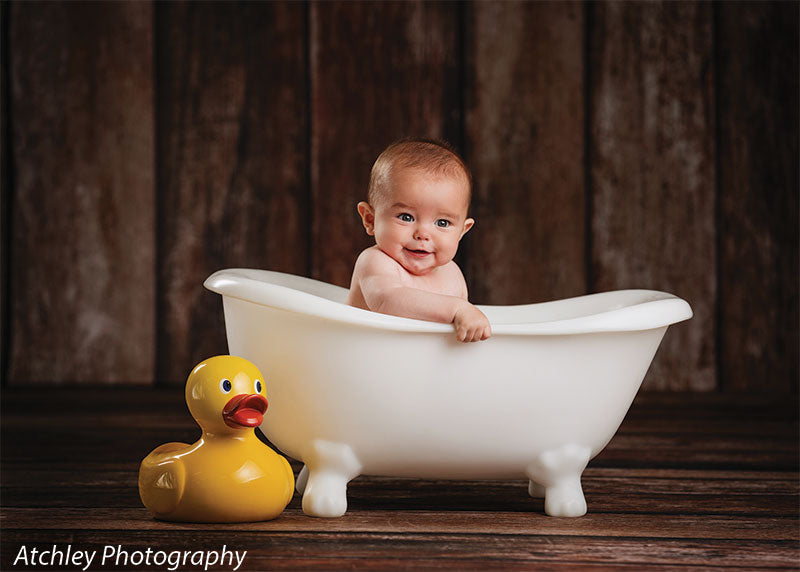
205,269 -> 692,518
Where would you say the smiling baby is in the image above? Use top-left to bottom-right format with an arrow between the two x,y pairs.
347,138 -> 491,342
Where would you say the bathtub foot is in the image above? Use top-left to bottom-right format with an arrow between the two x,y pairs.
528,481 -> 546,498
301,440 -> 361,518
296,465 -> 309,495
526,444 -> 591,517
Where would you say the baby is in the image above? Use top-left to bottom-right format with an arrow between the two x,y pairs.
347,138 -> 491,342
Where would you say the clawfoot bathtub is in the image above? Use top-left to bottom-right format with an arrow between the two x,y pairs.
205,269 -> 692,518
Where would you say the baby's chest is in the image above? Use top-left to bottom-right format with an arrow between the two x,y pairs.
402,270 -> 464,298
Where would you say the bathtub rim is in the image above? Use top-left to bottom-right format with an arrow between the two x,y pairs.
205,268 -> 693,336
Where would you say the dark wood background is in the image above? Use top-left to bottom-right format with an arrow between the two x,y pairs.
2,1 -> 797,392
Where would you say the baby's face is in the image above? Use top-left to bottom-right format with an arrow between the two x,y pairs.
360,167 -> 474,276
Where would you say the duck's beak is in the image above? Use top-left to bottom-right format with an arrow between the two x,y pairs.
222,394 -> 268,428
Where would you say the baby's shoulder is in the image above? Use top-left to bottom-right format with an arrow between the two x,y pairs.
440,260 -> 467,281
436,261 -> 468,298
353,246 -> 402,277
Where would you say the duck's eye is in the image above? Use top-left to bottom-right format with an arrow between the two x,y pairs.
436,219 -> 451,228
219,379 -> 232,393
398,213 -> 414,222
254,379 -> 262,394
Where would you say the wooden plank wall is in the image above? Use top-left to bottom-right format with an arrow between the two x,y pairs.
155,1 -> 308,383
2,1 -> 797,393
717,2 -> 800,393
464,1 -> 586,305
311,1 -> 461,286
6,1 -> 155,384
589,1 -> 716,390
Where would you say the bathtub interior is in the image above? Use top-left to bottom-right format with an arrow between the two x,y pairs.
205,268 -> 693,334
480,290 -> 679,324
239,268 -> 350,305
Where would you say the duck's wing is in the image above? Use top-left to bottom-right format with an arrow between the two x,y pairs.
138,443 -> 187,517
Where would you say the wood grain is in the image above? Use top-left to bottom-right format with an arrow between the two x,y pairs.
4,472 -> 799,516
464,1 -> 586,305
156,1 -> 308,383
1,387 -> 797,569
589,1 -> 716,390
3,507 -> 798,542
310,1 -> 461,287
1,0 -> 10,384
2,530 -> 798,571
7,1 -> 154,384
716,1 -> 799,393
1,3 -> 796,393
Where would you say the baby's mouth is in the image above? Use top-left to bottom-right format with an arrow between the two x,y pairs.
404,247 -> 431,258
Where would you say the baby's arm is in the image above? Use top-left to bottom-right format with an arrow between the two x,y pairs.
354,249 -> 491,342
453,271 -> 492,343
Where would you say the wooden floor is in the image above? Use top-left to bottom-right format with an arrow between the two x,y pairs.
1,387 -> 798,570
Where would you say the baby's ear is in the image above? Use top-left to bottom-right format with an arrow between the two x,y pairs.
357,201 -> 376,236
460,217 -> 475,238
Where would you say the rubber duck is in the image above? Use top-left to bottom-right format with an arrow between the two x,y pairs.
138,355 -> 295,522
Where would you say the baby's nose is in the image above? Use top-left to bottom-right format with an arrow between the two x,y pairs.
414,227 -> 430,240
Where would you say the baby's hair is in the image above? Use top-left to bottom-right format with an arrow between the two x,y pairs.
367,137 -> 472,206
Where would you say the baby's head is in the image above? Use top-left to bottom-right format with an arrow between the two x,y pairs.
367,138 -> 472,209
358,138 -> 475,276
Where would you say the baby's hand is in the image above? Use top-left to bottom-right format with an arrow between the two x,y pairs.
453,302 -> 492,343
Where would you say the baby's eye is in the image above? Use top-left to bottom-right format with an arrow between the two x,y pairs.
436,219 -> 451,228
398,213 -> 414,222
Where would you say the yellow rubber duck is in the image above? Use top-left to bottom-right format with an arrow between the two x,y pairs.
138,355 -> 295,522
